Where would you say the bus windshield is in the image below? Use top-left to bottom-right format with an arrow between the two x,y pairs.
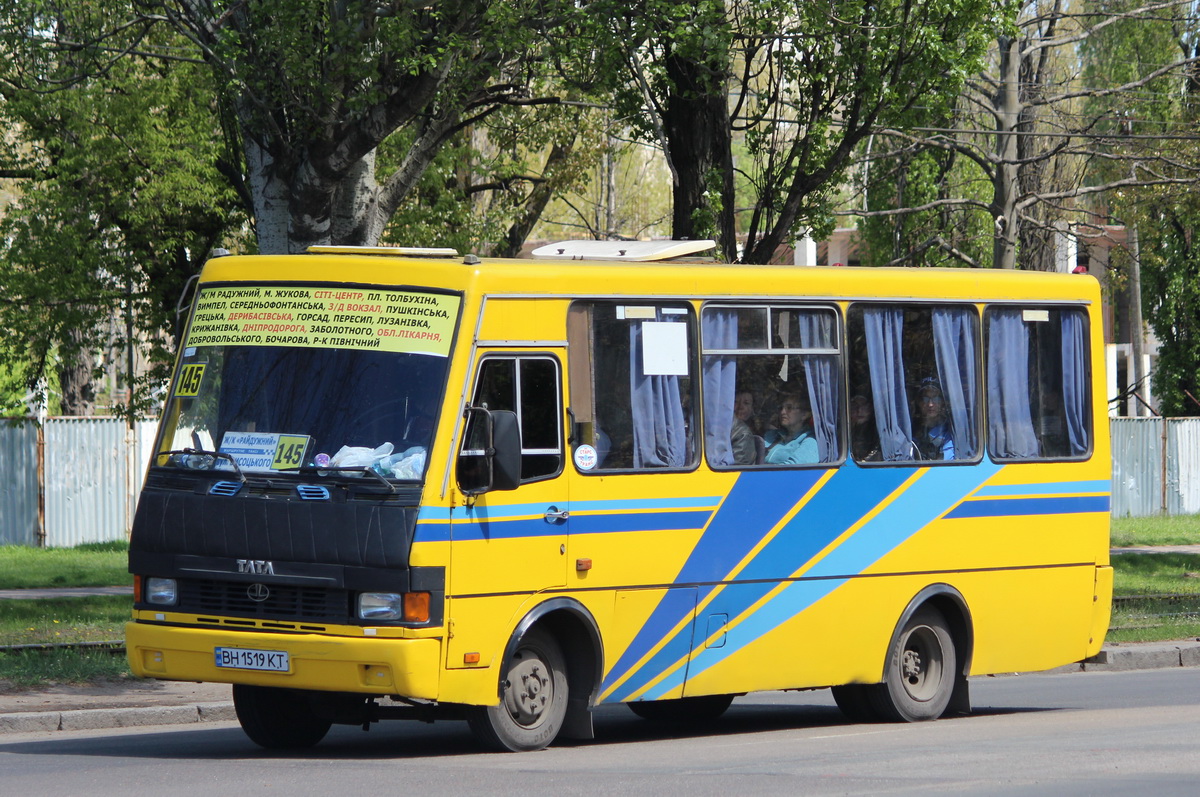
157,283 -> 461,480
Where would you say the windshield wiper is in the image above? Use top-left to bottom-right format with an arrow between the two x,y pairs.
298,465 -> 396,492
162,448 -> 247,483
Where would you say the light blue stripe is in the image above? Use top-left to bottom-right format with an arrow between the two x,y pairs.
659,462 -> 1001,695
416,496 -> 723,523
972,480 -> 1110,497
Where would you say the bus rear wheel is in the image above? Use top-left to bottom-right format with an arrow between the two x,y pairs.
232,685 -> 332,749
468,627 -> 568,752
627,694 -> 734,723
868,606 -> 957,722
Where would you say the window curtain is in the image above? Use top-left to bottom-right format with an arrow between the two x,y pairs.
863,308 -> 914,460
702,309 -> 738,467
630,312 -> 688,467
987,309 -> 1039,458
932,308 -> 978,459
797,311 -> 839,462
1060,311 -> 1089,455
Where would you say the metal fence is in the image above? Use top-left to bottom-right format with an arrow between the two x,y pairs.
0,417 -> 158,547
1111,417 -> 1200,517
0,416 -> 1195,546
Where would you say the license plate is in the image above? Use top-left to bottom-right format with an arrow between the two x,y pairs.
214,647 -> 290,672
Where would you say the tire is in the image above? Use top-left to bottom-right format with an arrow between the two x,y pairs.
232,685 -> 332,749
468,627 -> 568,752
867,605 -> 957,722
830,684 -> 879,723
627,694 -> 734,723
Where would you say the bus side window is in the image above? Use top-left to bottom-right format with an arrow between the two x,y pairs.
464,356 -> 563,482
568,302 -> 697,471
847,304 -> 980,463
701,304 -> 843,468
986,307 -> 1090,460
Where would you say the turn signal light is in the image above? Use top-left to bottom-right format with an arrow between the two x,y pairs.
403,592 -> 431,623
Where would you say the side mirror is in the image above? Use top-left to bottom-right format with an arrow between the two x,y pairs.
457,407 -> 521,495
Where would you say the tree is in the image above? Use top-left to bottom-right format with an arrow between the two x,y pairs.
855,0 -> 1200,270
0,15 -> 243,415
607,0 -> 1005,263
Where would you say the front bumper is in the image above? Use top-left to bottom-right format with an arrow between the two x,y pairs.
126,621 -> 442,699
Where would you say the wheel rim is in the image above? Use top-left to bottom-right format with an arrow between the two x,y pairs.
899,624 -> 944,703
502,649 -> 553,728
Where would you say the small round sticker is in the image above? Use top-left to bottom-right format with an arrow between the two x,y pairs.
574,444 -> 598,471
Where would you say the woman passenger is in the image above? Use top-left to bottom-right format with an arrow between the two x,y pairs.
764,392 -> 818,465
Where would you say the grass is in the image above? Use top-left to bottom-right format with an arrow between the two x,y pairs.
0,543 -> 134,689
0,595 -> 133,690
1111,513 -> 1200,547
0,540 -> 130,590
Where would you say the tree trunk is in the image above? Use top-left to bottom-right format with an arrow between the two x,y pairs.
993,37 -> 1022,270
245,137 -> 292,255
57,330 -> 95,416
662,52 -> 737,262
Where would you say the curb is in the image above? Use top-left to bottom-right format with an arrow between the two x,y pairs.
0,701 -> 234,735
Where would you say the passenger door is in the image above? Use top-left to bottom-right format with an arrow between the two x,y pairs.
449,352 -> 569,597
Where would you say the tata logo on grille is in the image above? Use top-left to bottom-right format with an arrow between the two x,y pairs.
236,559 -> 275,575
247,583 -> 271,602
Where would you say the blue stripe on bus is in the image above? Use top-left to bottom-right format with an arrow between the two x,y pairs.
601,469 -> 823,698
944,494 -> 1110,519
971,480 -> 1110,497
645,462 -> 1003,699
446,509 -> 713,541
605,465 -> 933,701
413,499 -> 720,543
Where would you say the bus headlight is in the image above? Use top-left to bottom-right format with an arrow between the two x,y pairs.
359,593 -> 404,620
358,592 -> 430,623
145,577 -> 178,606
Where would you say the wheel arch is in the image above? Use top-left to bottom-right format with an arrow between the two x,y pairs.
503,597 -> 603,740
882,583 -> 974,715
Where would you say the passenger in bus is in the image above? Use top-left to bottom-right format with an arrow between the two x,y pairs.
764,392 -> 819,464
850,394 -> 881,461
914,378 -> 954,460
730,389 -> 759,465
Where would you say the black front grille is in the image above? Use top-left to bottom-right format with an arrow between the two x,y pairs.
178,579 -> 352,624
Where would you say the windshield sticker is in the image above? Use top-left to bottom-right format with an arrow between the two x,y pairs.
185,286 -> 460,356
174,363 -> 207,398
217,431 -> 311,473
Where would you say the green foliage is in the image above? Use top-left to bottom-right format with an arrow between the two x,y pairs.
858,133 -> 993,268
1142,198 -> 1200,415
0,544 -> 131,590
0,10 -> 245,416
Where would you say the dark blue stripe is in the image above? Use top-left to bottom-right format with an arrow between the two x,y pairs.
945,494 -> 1110,519
570,510 -> 713,535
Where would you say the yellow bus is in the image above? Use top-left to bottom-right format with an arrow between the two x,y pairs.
126,240 -> 1112,752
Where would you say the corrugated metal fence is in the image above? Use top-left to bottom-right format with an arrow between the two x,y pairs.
0,416 -> 1195,545
0,417 -> 158,547
1111,417 -> 1200,517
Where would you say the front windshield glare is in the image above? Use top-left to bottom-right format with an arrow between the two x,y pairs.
158,284 -> 460,480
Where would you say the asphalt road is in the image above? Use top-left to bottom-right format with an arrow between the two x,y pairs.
3,668 -> 1200,796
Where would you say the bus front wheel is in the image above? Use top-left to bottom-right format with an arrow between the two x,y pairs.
232,685 -> 332,749
468,627 -> 568,752
868,606 -> 957,722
